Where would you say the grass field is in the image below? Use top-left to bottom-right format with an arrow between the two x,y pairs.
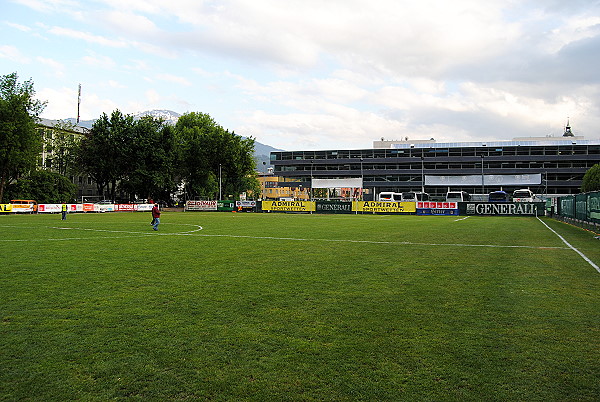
1,211 -> 599,400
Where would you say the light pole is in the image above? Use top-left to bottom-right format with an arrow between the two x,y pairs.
480,155 -> 484,195
219,163 -> 222,201
310,160 -> 314,201
421,156 -> 424,193
360,158 -> 364,201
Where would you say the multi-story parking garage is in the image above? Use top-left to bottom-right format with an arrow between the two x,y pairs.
270,125 -> 600,200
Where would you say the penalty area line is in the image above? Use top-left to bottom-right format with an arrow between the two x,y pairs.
537,217 -> 600,274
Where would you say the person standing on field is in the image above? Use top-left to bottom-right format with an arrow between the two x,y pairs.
151,203 -> 161,231
61,203 -> 67,220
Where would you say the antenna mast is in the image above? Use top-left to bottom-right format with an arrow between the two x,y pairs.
77,84 -> 81,124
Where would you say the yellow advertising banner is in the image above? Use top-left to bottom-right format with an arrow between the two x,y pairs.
262,200 -> 315,212
353,201 -> 416,213
0,204 -> 12,213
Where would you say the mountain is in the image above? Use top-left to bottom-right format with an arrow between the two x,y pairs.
133,109 -> 181,124
63,109 -> 282,169
66,109 -> 181,128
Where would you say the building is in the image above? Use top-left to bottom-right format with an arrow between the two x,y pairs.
270,123 -> 600,199
257,168 -> 310,201
37,119 -> 99,200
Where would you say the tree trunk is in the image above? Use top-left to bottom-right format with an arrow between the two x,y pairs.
0,170 -> 6,203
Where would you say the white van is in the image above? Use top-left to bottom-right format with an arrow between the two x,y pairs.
446,191 -> 470,202
401,192 -> 417,202
377,192 -> 402,201
512,189 -> 535,202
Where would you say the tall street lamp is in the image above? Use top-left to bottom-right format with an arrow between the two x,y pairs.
480,155 -> 484,195
360,157 -> 364,201
310,160 -> 314,201
219,163 -> 222,201
421,156 -> 425,193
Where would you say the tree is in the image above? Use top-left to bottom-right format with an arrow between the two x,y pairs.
75,110 -> 134,200
119,116 -> 178,202
5,170 -> 76,203
0,72 -> 46,202
581,163 -> 600,193
175,112 -> 257,200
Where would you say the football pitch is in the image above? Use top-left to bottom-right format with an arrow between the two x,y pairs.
1,212 -> 599,400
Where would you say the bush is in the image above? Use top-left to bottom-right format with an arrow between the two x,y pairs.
6,170 -> 76,203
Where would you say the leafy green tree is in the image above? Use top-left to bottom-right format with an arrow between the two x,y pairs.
0,72 -> 46,202
175,112 -> 257,200
5,170 -> 76,203
119,116 -> 178,202
581,163 -> 600,193
76,110 -> 134,200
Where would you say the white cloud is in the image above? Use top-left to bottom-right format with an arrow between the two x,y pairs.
107,80 -> 126,89
48,26 -> 128,47
82,53 -> 116,69
156,73 -> 192,86
0,45 -> 30,63
11,0 -> 600,149
36,56 -> 65,77
145,89 -> 161,104
5,21 -> 32,32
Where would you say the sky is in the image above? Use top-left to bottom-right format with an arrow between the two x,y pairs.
1,0 -> 600,151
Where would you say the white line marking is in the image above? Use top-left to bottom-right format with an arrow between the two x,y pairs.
0,223 -> 203,242
537,217 -> 600,273
0,222 -> 571,251
454,216 -> 470,221
184,233 -> 568,250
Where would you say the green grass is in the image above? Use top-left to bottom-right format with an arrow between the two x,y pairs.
1,212 -> 599,400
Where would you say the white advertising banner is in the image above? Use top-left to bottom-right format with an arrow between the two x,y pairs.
136,204 -> 154,211
312,178 -> 363,189
95,204 -> 115,212
425,174 -> 542,186
186,200 -> 218,211
10,204 -> 35,213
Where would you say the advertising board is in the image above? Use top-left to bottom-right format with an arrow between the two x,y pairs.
352,201 -> 416,213
262,201 -> 315,212
315,201 -> 353,214
236,201 -> 256,208
416,201 -> 459,216
116,204 -> 138,212
38,204 -> 81,213
186,200 -> 217,211
10,204 -> 35,213
461,202 -> 545,216
38,204 -> 62,213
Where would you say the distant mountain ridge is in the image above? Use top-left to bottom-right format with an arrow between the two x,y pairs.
63,109 -> 282,168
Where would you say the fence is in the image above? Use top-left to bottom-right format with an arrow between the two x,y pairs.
556,191 -> 600,233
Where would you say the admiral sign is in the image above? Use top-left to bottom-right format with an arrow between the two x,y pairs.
353,201 -> 416,213
262,201 -> 315,212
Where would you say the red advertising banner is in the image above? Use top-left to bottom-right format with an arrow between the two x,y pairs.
417,201 -> 457,210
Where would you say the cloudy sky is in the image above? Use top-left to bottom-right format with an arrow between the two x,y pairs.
2,0 -> 599,150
